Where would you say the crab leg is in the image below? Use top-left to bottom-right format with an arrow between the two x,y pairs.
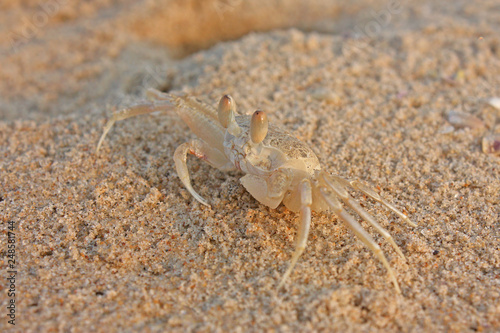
278,179 -> 312,289
320,173 -> 406,260
96,102 -> 172,153
332,175 -> 416,227
174,139 -> 232,207
318,185 -> 402,294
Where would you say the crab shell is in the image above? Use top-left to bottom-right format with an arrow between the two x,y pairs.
227,115 -> 329,213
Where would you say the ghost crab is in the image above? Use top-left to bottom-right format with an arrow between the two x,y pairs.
96,88 -> 416,293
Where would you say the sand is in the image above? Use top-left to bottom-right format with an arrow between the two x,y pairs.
1,0 -> 499,332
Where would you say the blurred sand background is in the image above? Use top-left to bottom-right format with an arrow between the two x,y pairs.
1,0 -> 499,331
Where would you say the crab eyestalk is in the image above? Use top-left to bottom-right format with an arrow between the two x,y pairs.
218,94 -> 241,136
250,110 -> 268,144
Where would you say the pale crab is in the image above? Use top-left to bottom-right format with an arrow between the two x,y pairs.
96,88 -> 416,293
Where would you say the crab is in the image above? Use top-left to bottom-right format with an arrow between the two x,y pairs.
96,88 -> 416,293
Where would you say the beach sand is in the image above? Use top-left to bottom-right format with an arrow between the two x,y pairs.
1,0 -> 499,331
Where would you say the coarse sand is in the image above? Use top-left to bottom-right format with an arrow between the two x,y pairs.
1,0 -> 499,332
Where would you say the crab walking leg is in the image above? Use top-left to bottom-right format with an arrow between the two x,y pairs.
319,187 -> 402,294
174,139 -> 231,207
96,103 -> 172,153
278,180 -> 313,289
146,88 -> 170,101
332,176 -> 417,228
320,173 -> 406,260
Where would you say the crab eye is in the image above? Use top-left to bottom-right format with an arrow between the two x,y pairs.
218,94 -> 236,128
250,110 -> 268,144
